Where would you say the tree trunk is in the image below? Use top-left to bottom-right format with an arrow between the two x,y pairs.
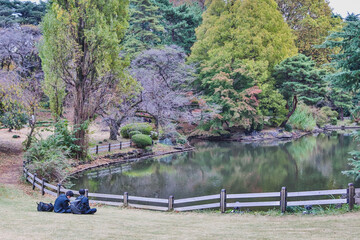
280,95 -> 298,128
109,119 -> 120,140
25,115 -> 36,150
74,80 -> 87,160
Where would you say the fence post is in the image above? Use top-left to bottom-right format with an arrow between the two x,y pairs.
24,168 -> 28,181
124,192 -> 128,207
41,178 -> 45,195
168,195 -> 174,211
130,139 -> 132,147
120,141 -> 122,150
280,187 -> 287,213
85,189 -> 89,198
57,184 -> 61,197
32,174 -> 37,190
96,145 -> 99,154
220,189 -> 226,213
108,143 -> 111,152
348,183 -> 355,211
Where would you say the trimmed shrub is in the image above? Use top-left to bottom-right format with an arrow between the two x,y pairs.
120,123 -> 153,138
129,130 -> 141,138
131,134 -> 152,148
12,135 -> 20,138
330,117 -> 338,125
284,124 -> 292,132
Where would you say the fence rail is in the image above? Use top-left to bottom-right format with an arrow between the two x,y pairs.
23,164 -> 358,213
88,141 -> 132,154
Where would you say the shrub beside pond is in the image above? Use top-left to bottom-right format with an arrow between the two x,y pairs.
131,134 -> 152,149
121,123 -> 153,138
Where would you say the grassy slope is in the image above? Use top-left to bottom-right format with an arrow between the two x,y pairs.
1,184 -> 360,240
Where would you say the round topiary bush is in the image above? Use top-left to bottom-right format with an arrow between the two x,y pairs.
129,130 -> 141,138
131,134 -> 152,149
330,117 -> 338,126
120,123 -> 153,138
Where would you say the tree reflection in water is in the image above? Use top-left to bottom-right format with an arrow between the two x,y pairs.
71,133 -> 359,198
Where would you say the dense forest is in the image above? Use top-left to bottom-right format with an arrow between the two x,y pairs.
1,0 -> 360,180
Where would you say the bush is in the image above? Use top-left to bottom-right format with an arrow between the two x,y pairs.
288,104 -> 317,131
12,135 -> 20,138
150,131 -> 158,140
0,106 -> 28,131
129,130 -> 141,138
120,123 -> 153,138
131,134 -> 152,149
330,117 -> 338,125
284,124 -> 292,132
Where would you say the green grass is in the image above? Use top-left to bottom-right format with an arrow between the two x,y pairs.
2,184 -> 360,239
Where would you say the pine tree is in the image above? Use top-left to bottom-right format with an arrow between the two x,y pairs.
320,14 -> 360,93
122,0 -> 165,58
154,0 -> 202,54
329,87 -> 353,120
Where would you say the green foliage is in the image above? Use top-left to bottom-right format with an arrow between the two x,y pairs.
154,0 -> 203,54
273,54 -> 327,106
319,14 -> 360,93
343,147 -> 360,181
330,117 -> 338,126
122,0 -> 164,58
329,87 -> 353,119
120,123 -> 153,138
150,131 -> 159,140
131,134 -> 153,148
0,0 -> 47,27
12,135 -> 20,139
129,130 -> 142,138
0,103 -> 28,131
284,124 -> 292,132
288,104 -> 317,131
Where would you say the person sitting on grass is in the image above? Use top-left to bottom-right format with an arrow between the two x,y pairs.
54,191 -> 73,213
75,189 -> 97,214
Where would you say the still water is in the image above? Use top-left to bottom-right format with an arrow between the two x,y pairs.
71,132 -> 360,198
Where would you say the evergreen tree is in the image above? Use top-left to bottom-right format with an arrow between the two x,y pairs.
276,0 -> 342,64
0,0 -> 47,27
40,0 -> 135,159
189,0 -> 296,131
154,0 -> 202,54
329,87 -> 353,120
273,54 -> 327,125
320,14 -> 360,93
122,0 -> 165,58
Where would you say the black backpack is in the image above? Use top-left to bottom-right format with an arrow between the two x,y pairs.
37,202 -> 54,212
70,196 -> 86,214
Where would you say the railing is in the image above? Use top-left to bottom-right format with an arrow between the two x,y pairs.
88,141 -> 132,154
23,166 -> 358,213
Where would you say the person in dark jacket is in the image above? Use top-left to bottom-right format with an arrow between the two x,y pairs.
76,189 -> 97,214
54,191 -> 73,213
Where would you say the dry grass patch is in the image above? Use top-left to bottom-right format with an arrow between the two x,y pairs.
1,184 -> 360,240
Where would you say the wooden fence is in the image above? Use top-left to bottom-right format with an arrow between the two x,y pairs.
89,141 -> 132,154
324,125 -> 360,130
23,167 -> 358,213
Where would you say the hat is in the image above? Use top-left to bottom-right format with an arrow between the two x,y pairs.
79,189 -> 85,195
66,191 -> 74,197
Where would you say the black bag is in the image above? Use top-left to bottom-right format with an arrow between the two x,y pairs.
37,202 -> 54,212
70,196 -> 85,214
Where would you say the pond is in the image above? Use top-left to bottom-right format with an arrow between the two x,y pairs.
70,132 -> 360,199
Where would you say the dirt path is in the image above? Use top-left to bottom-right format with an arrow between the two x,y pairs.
0,129 -> 24,185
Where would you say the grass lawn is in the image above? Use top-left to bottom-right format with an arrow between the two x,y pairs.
1,184 -> 360,240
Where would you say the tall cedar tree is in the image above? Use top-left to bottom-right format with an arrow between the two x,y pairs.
189,0 -> 297,131
273,54 -> 327,125
0,0 -> 47,27
329,87 -> 352,120
154,0 -> 202,54
40,0 -> 133,159
320,14 -> 360,93
122,0 -> 164,58
276,0 -> 342,65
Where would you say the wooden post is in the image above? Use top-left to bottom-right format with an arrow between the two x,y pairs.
32,174 -> 37,190
85,189 -> 89,198
108,143 -> 111,152
57,184 -> 61,197
348,183 -> 355,211
130,139 -> 132,147
120,141 -> 122,150
24,168 -> 28,181
96,145 -> 99,154
341,125 -> 345,130
280,187 -> 287,213
220,189 -> 226,213
124,192 -> 128,207
168,195 -> 174,211
41,178 -> 45,195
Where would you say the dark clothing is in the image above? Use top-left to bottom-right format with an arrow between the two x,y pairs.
75,195 -> 97,214
54,194 -> 71,213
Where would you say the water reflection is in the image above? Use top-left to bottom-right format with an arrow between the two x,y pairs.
71,133 -> 359,198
